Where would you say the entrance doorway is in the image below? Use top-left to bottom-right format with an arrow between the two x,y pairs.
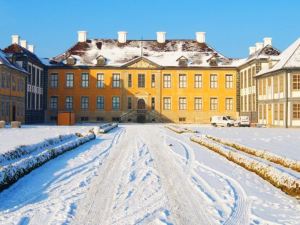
12,105 -> 16,121
137,99 -> 146,123
137,99 -> 146,110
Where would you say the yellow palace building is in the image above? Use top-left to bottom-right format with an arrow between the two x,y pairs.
46,31 -> 240,123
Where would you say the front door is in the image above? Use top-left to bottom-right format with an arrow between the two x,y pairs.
12,105 -> 16,121
137,99 -> 146,110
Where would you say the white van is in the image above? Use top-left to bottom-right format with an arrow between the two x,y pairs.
234,116 -> 250,127
211,116 -> 234,127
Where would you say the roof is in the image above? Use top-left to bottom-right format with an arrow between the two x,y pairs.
49,39 -> 242,68
3,44 -> 43,65
0,49 -> 28,73
256,38 -> 300,76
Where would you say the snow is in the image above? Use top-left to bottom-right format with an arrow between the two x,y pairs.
0,49 -> 28,73
0,124 -> 299,225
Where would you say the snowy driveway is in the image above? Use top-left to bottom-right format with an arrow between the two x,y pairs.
0,124 -> 299,225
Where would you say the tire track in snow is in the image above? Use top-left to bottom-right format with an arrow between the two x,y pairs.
163,131 -> 251,225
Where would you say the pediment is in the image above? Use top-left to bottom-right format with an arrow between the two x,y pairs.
122,57 -> 160,68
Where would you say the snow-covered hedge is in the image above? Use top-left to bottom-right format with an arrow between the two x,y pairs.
206,135 -> 300,173
191,136 -> 300,199
165,125 -> 195,134
92,123 -> 118,134
0,132 -> 95,191
0,134 -> 76,164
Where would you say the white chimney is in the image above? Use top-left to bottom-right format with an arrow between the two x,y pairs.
156,32 -> 166,44
78,31 -> 87,42
20,40 -> 27,49
249,46 -> 256,55
263,37 -> 272,47
28,45 -> 35,53
118,31 -> 127,43
255,42 -> 264,51
12,35 -> 20,45
196,32 -> 206,43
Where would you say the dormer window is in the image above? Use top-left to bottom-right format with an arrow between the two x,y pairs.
66,56 -> 76,65
96,55 -> 106,66
177,56 -> 188,67
209,57 -> 218,66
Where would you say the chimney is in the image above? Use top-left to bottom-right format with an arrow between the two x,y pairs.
78,31 -> 87,42
156,32 -> 166,44
255,42 -> 264,51
118,31 -> 127,43
12,35 -> 20,45
20,40 -> 27,49
196,32 -> 206,43
263,37 -> 272,47
28,45 -> 35,53
249,46 -> 256,55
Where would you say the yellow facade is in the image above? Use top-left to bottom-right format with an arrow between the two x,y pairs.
47,58 -> 238,123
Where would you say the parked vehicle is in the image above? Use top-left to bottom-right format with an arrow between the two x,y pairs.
211,116 -> 234,127
234,116 -> 250,127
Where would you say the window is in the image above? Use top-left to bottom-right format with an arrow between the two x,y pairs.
210,98 -> 218,110
97,73 -> 104,88
50,96 -> 58,109
225,74 -> 233,88
179,117 -> 186,122
274,104 -> 278,120
112,73 -> 120,88
259,105 -> 263,119
151,97 -> 155,110
128,74 -> 132,88
163,74 -> 171,88
50,74 -> 58,88
151,74 -> 155,88
279,75 -> 284,92
292,74 -> 300,90
163,97 -> 171,110
210,74 -> 218,88
293,104 -> 300,119
240,71 -> 244,89
66,73 -> 74,88
138,74 -> 145,88
81,96 -> 89,110
280,104 -> 284,120
274,76 -> 278,93
225,98 -> 233,110
194,74 -> 202,88
96,96 -> 104,110
194,97 -> 202,110
128,97 -> 132,110
179,74 -> 187,88
81,73 -> 89,88
179,97 -> 187,110
112,96 -> 120,110
65,96 -> 73,110
248,68 -> 252,87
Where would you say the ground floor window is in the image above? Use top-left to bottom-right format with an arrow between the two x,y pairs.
112,96 -> 120,110
293,103 -> 300,119
97,96 -> 104,110
274,103 -> 278,120
163,97 -> 171,110
194,97 -> 202,110
81,96 -> 89,110
225,98 -> 233,110
50,96 -> 58,109
179,97 -> 187,110
65,96 -> 73,110
279,104 -> 284,120
210,98 -> 218,111
151,97 -> 155,110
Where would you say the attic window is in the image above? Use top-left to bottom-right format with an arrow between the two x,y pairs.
96,56 -> 106,66
177,56 -> 188,67
66,57 -> 76,65
209,57 -> 218,66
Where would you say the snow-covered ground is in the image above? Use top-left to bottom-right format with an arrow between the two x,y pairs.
0,124 -> 299,225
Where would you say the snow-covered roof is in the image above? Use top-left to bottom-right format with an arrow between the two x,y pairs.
0,49 -> 27,73
256,38 -> 300,76
239,45 -> 280,68
49,39 -> 242,68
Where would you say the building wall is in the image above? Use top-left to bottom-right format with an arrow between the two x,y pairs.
0,65 -> 26,122
46,66 -> 238,123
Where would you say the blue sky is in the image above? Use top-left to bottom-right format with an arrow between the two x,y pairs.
0,0 -> 299,58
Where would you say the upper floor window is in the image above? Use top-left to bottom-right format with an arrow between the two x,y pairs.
225,74 -> 233,88
112,73 -> 120,88
210,74 -> 218,88
66,73 -> 74,88
128,74 -> 132,88
151,74 -> 155,88
292,74 -> 300,90
96,96 -> 104,110
65,96 -> 73,110
97,73 -> 104,88
81,96 -> 89,110
179,74 -> 187,88
179,97 -> 187,110
138,74 -> 145,88
112,96 -> 120,110
50,74 -> 58,88
163,74 -> 171,88
194,74 -> 202,88
50,96 -> 58,109
81,73 -> 89,88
